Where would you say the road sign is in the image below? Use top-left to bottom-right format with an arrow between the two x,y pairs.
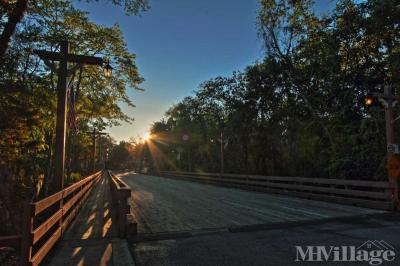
387,144 -> 399,154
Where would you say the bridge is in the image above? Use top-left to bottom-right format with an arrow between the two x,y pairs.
13,170 -> 400,265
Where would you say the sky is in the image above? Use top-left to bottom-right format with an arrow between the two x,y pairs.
75,0 -> 337,142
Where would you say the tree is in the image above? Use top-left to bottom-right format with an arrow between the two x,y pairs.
108,141 -> 134,169
0,0 -> 144,234
0,0 -> 143,174
0,0 -> 149,59
143,0 -> 399,180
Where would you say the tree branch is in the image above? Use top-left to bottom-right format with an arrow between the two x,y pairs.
0,0 -> 29,60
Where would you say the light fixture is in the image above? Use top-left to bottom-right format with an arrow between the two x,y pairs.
365,96 -> 374,106
103,60 -> 113,78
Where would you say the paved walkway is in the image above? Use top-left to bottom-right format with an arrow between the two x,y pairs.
47,173 -> 134,266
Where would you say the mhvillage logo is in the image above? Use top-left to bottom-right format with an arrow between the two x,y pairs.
295,240 -> 396,265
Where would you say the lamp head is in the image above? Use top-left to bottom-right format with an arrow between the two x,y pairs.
365,96 -> 374,106
103,61 -> 113,78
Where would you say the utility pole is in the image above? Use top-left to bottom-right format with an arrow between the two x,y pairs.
210,132 -> 227,175
182,134 -> 190,171
98,133 -> 108,169
220,131 -> 224,175
90,130 -> 107,173
35,41 -> 104,192
373,86 -> 400,209
92,129 -> 97,173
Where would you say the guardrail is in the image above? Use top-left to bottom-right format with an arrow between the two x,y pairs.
20,171 -> 101,266
108,171 -> 137,238
160,171 -> 394,210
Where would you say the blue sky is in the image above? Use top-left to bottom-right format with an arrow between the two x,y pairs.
75,0 -> 337,142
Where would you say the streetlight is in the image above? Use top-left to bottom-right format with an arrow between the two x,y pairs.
34,41 -> 107,192
365,96 -> 374,106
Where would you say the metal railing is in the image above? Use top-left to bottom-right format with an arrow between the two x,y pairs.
160,171 -> 394,210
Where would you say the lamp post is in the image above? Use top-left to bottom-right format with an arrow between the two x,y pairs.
210,131 -> 227,175
35,41 -> 111,192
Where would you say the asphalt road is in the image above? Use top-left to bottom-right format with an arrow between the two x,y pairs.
118,172 -> 382,235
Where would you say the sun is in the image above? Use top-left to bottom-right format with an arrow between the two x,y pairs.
143,132 -> 151,141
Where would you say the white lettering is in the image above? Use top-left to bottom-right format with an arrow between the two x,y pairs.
294,241 -> 396,265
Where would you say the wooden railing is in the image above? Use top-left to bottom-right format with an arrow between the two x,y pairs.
0,234 -> 22,249
108,171 -> 137,238
160,171 -> 394,211
21,171 -> 101,266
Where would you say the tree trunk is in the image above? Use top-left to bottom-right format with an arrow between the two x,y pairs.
0,0 -> 28,60
44,131 -> 54,196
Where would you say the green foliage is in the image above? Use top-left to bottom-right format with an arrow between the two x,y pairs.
69,172 -> 82,183
0,0 -> 143,198
139,0 -> 399,180
107,141 -> 134,169
83,0 -> 149,15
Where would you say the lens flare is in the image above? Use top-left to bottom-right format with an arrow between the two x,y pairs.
143,132 -> 151,141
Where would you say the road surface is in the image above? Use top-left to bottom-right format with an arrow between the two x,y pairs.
132,212 -> 400,266
118,172 -> 382,235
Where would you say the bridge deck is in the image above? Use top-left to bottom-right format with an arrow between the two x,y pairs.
46,173 -> 134,266
119,172 -> 384,234
118,172 -> 397,266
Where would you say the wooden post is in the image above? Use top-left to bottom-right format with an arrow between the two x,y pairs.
21,203 -> 34,266
384,86 -> 399,209
54,41 -> 69,192
126,213 -> 138,237
34,42 -> 104,191
118,190 -> 130,238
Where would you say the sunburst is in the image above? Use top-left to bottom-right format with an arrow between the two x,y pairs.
143,132 -> 151,141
